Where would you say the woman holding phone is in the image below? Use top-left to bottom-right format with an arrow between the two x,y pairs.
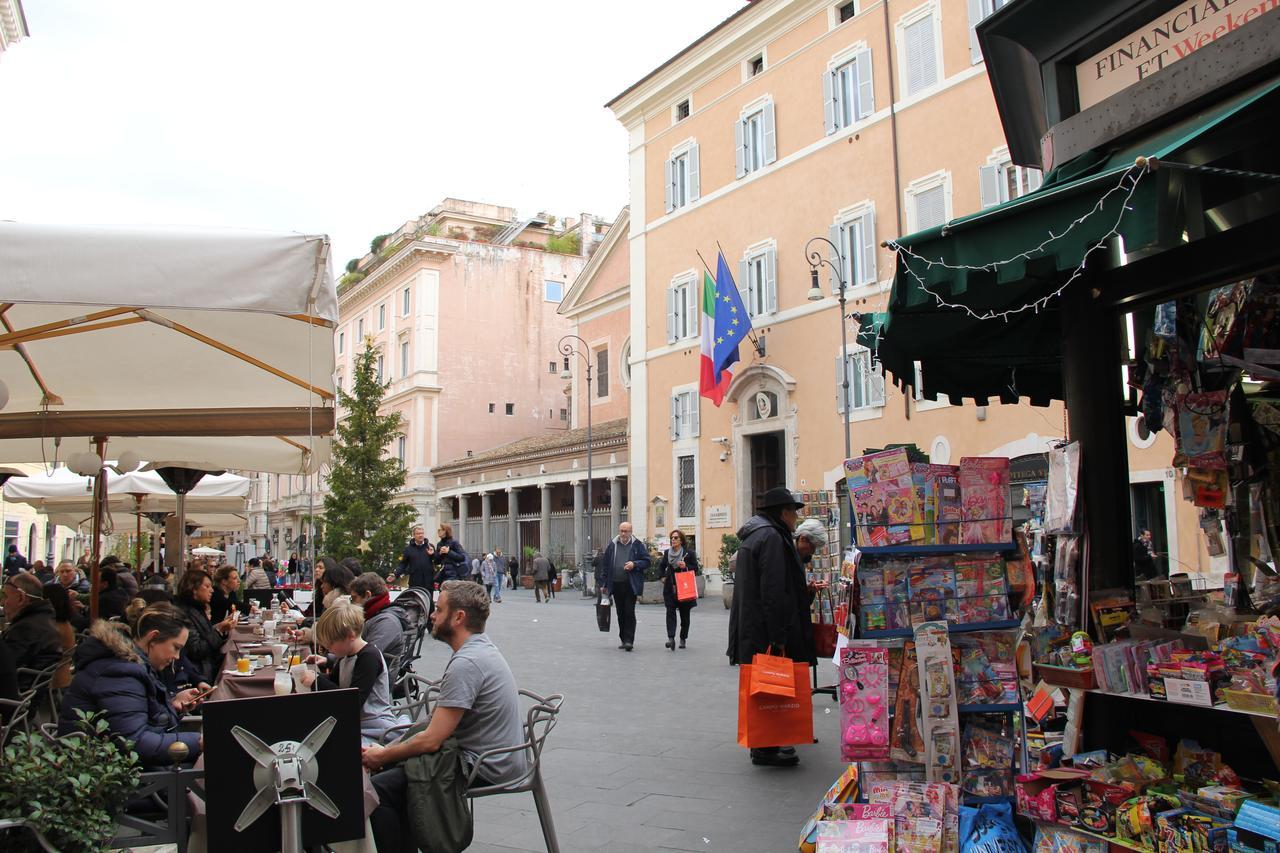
657,529 -> 699,650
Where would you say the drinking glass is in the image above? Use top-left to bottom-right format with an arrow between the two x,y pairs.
274,669 -> 292,696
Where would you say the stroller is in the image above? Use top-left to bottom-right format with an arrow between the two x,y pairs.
386,587 -> 432,697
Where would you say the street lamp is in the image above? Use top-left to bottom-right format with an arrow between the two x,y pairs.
806,236 -> 856,548
559,334 -> 595,597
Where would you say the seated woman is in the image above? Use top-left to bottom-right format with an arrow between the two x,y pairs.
299,602 -> 403,744
173,568 -> 232,686
58,604 -> 203,766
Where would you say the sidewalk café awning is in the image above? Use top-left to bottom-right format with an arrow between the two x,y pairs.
868,75 -> 1280,407
0,223 -> 337,474
3,465 -> 250,512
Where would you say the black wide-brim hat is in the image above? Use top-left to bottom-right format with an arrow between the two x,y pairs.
756,487 -> 805,510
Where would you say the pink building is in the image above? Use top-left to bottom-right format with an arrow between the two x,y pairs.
256,199 -> 609,553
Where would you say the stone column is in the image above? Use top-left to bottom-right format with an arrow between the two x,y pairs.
457,493 -> 469,539
572,480 -> 585,570
480,492 -> 492,553
506,487 -> 519,559
538,484 -> 551,556
609,476 -> 623,535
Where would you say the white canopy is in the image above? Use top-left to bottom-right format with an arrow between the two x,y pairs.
0,223 -> 338,474
191,546 -> 225,556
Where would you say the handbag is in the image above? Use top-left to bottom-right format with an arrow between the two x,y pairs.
812,587 -> 838,658
737,661 -> 813,748
674,570 -> 697,602
595,589 -> 611,633
749,647 -> 797,698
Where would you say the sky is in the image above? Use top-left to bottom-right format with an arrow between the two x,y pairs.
0,0 -> 745,268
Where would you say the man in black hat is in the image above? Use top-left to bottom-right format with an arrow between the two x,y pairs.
727,486 -> 815,767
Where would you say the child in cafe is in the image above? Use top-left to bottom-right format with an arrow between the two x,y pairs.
299,602 -> 405,744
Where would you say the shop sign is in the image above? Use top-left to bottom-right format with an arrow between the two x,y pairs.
705,504 -> 732,528
1076,0 -> 1279,110
1164,677 -> 1214,707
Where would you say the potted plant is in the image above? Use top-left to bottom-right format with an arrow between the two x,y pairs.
0,712 -> 141,852
521,546 -> 537,588
719,533 -> 741,609
639,552 -> 665,604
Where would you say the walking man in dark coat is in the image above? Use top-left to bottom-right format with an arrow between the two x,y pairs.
598,522 -> 650,651
391,525 -> 435,592
726,487 -> 815,767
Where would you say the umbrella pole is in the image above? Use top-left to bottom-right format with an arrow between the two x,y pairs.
89,436 -> 107,621
175,491 -> 187,586
134,495 -> 144,572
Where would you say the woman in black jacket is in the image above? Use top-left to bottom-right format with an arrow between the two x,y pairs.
173,568 -> 231,686
658,529 -> 700,650
431,523 -> 469,585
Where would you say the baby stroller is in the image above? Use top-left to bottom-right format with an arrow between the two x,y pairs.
387,587 -> 432,697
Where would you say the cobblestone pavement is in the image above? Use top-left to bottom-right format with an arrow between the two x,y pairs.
408,586 -> 844,853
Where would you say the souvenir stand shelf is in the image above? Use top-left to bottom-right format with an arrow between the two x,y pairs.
799,489 -> 843,700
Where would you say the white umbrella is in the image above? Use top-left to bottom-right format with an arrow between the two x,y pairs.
191,546 -> 225,556
0,223 -> 337,615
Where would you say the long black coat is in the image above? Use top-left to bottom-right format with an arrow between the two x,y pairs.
657,549 -> 699,609
432,537 -> 469,585
726,514 -> 815,666
175,598 -> 225,685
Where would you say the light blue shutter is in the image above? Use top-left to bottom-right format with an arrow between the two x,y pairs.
739,258 -> 751,316
666,287 -> 677,343
822,68 -> 837,135
968,0 -> 985,64
1026,168 -> 1043,193
859,211 -> 877,285
669,395 -> 679,439
835,355 -> 847,413
762,102 -> 777,165
686,280 -> 699,339
690,394 -> 700,437
688,145 -> 701,202
664,158 -> 674,213
765,248 -> 777,314
979,164 -> 1001,208
734,119 -> 746,178
856,49 -> 875,118
829,223 -> 842,292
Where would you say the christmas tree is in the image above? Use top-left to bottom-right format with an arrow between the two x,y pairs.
322,339 -> 417,573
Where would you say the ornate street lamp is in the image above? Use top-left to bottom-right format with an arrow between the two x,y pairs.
559,334 -> 595,596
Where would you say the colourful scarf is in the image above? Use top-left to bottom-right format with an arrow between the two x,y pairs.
363,592 -> 392,619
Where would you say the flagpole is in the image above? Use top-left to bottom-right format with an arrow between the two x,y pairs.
701,246 -> 761,351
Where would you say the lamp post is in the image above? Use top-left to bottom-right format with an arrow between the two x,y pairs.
559,334 -> 595,597
806,236 -> 856,547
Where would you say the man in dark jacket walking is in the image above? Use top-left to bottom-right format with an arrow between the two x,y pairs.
0,573 -> 64,687
392,525 -> 435,591
726,487 -> 815,767
598,522 -> 650,651
4,545 -> 30,579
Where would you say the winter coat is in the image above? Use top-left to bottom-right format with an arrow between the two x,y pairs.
175,598 -> 225,685
0,597 -> 64,676
99,586 -> 132,622
243,566 -> 272,590
480,556 -> 497,584
726,514 -> 815,666
531,556 -> 551,582
597,537 -> 650,598
58,621 -> 201,767
399,540 -> 435,588
433,537 -> 469,585
361,596 -> 406,663
658,549 -> 699,609
210,586 -> 242,624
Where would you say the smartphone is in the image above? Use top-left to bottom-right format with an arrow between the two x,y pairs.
190,685 -> 217,703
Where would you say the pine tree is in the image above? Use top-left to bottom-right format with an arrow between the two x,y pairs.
322,339 -> 417,574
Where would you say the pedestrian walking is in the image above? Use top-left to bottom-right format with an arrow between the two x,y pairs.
480,552 -> 497,597
391,525 -> 435,590
432,524 -> 469,585
726,487 -> 815,767
546,558 -> 557,600
531,552 -> 551,602
658,529 -> 699,650
507,554 -> 519,589
491,548 -> 505,602
470,555 -> 483,585
598,522 -> 649,652
4,544 -> 30,579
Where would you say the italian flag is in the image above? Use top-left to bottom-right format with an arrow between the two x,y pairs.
699,270 -> 731,406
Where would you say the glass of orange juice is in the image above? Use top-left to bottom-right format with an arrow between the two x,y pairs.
236,656 -> 251,674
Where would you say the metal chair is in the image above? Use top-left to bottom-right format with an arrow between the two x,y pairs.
465,689 -> 564,853
388,674 -> 440,729
0,693 -> 35,747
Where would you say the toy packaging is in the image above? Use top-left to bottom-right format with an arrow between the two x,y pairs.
1033,824 -> 1109,853
890,642 -> 925,764
960,718 -> 1015,798
867,781 -> 957,853
958,457 -> 1011,545
915,621 -> 960,785
815,818 -> 892,853
840,646 -> 891,762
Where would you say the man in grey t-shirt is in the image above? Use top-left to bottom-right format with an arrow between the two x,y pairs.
362,580 -> 526,852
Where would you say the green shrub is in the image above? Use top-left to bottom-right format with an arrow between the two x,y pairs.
0,711 -> 141,851
718,533 -> 741,576
545,232 -> 581,255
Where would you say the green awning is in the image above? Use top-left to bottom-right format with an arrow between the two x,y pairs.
871,75 -> 1280,407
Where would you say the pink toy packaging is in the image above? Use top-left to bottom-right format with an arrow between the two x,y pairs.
840,646 -> 890,761
958,457 -> 1010,545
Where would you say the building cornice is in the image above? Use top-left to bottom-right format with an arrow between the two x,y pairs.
558,206 -> 629,316
433,431 -> 629,477
338,239 -> 460,306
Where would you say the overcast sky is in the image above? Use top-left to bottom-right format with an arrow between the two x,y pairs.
0,0 -> 743,267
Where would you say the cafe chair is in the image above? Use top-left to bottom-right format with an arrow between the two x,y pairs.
465,689 -> 564,853
0,693 -> 36,747
109,743 -> 205,853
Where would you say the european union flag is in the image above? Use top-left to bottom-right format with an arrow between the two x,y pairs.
712,250 -> 750,381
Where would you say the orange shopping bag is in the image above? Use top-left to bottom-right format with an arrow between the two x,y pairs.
674,570 -> 697,602
737,662 -> 813,748
749,648 -> 797,697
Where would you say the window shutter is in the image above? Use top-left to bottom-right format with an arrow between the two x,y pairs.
664,158 -> 674,213
979,164 -> 1002,209
688,144 -> 701,202
870,362 -> 887,407
828,222 -> 842,292
765,247 -> 778,314
967,0 -> 985,64
905,17 -> 938,96
739,257 -> 751,316
859,211 -> 877,285
1026,167 -> 1043,193
835,354 -> 847,414
669,395 -> 679,439
690,394 -> 700,437
762,102 -> 777,165
822,68 -> 837,135
666,286 -> 678,343
856,50 -> 875,118
734,118 -> 746,178
686,279 -> 700,339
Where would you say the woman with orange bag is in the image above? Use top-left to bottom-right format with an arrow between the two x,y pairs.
658,529 -> 700,651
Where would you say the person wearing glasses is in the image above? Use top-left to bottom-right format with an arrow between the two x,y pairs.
1,573 -> 63,683
657,529 -> 700,650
